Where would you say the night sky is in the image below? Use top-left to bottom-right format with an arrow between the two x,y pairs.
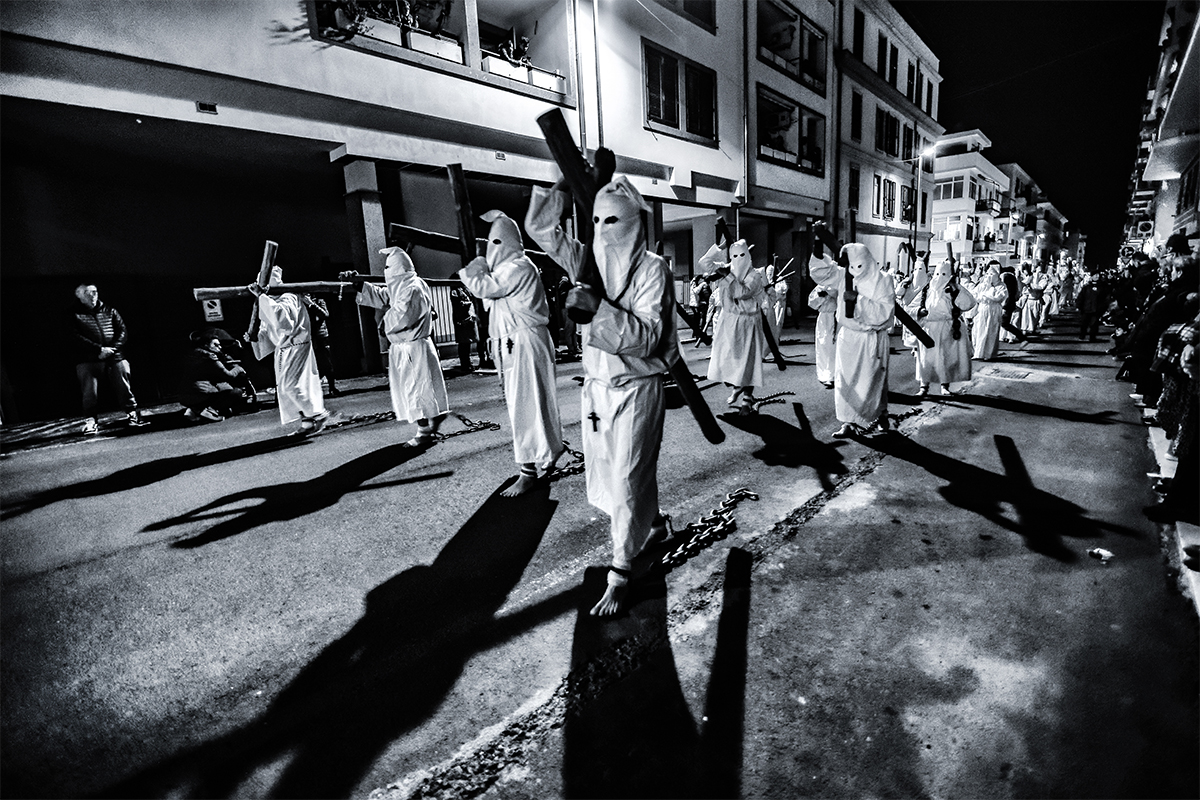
890,0 -> 1165,267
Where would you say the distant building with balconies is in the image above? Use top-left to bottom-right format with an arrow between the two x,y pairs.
928,129 -> 1008,268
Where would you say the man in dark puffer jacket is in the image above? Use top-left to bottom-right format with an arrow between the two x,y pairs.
72,283 -> 149,434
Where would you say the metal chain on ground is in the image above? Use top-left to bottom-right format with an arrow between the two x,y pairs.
436,413 -> 501,440
752,390 -> 795,409
322,410 -> 396,431
545,441 -> 586,481
660,487 -> 759,570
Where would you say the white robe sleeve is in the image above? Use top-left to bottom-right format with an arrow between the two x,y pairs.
525,186 -> 586,282
356,282 -> 390,309
808,253 -> 841,288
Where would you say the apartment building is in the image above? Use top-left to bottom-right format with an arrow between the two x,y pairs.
834,0 -> 944,276
1134,0 -> 1198,254
928,129 -> 1008,268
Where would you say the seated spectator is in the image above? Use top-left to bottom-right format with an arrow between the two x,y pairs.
180,329 -> 257,422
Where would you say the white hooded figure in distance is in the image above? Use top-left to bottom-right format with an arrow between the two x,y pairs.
248,266 -> 329,434
700,238 -> 769,413
808,281 -> 839,389
907,259 -> 976,396
460,210 -> 566,496
809,242 -> 896,438
970,263 -> 1008,361
896,259 -> 930,351
767,263 -> 789,345
350,247 -> 449,445
526,175 -> 675,617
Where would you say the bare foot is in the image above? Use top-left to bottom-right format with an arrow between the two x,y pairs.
501,472 -> 538,497
589,583 -> 628,616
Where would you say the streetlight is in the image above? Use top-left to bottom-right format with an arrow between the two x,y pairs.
903,145 -> 937,265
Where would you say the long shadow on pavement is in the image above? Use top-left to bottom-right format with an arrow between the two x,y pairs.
563,548 -> 751,799
718,403 -> 847,491
2,436 -> 312,521
102,480 -> 559,799
926,393 -> 1121,425
144,443 -> 450,548
861,432 -> 1140,562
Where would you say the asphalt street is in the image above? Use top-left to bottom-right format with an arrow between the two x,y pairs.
1,312 -> 1196,799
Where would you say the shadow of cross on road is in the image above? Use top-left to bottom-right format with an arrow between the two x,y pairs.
142,442 -> 452,548
1,436 -> 313,521
563,548 -> 753,799
863,432 -> 1141,562
103,480 -> 570,799
719,403 -> 848,491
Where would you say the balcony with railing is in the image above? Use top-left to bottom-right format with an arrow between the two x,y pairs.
975,197 -> 1001,216
316,0 -> 467,63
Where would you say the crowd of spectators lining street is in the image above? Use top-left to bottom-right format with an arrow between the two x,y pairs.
1103,234 -> 1199,530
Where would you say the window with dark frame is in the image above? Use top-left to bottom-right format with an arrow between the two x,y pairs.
851,91 -> 862,141
883,179 -> 896,219
885,113 -> 899,157
915,64 -> 924,106
644,41 -> 717,143
756,0 -> 826,94
852,7 -> 865,59
888,44 -> 898,87
902,125 -> 913,161
900,184 -> 913,222
926,81 -> 934,116
872,173 -> 882,217
849,166 -> 861,212
877,32 -> 888,78
646,46 -> 680,128
875,107 -> 885,152
756,85 -> 825,175
906,61 -> 915,101
652,0 -> 716,32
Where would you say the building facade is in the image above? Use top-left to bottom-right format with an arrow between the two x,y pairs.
1133,0 -> 1198,256
833,0 -> 944,276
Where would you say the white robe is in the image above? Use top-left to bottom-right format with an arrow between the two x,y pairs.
460,253 -> 563,467
526,185 -> 674,572
255,293 -> 324,425
809,254 -> 895,428
808,284 -> 838,384
906,284 -> 976,384
971,280 -> 1008,360
357,274 -> 450,424
702,244 -> 767,388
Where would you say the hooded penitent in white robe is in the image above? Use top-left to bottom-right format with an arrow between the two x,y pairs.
897,260 -> 930,350
254,267 -> 325,425
809,243 -> 896,428
1019,270 -> 1048,333
906,261 -> 976,385
808,282 -> 839,384
971,266 -> 1008,361
766,266 -> 788,344
703,240 -> 768,389
356,249 -> 450,424
461,210 -> 564,468
526,177 -> 675,579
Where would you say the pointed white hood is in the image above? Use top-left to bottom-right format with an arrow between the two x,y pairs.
480,209 -> 524,269
592,176 -> 650,291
